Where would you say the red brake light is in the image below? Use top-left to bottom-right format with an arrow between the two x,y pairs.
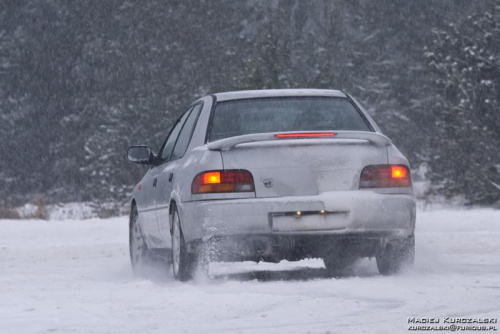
275,132 -> 336,139
192,170 -> 255,194
360,165 -> 411,188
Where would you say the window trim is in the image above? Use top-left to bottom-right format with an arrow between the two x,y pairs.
204,95 -> 218,144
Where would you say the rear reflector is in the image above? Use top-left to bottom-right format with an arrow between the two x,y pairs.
275,132 -> 336,139
360,165 -> 411,188
192,170 -> 255,194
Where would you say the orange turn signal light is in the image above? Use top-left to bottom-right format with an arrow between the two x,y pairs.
391,166 -> 408,179
192,170 -> 255,194
203,171 -> 221,184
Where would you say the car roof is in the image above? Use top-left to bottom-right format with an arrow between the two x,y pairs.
213,89 -> 346,102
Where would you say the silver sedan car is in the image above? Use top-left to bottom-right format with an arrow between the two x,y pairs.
127,89 -> 416,281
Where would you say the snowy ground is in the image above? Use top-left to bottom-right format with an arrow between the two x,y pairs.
1,209 -> 499,334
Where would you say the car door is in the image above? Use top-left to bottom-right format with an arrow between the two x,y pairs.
144,110 -> 191,248
156,103 -> 203,246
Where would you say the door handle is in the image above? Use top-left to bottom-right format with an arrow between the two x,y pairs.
153,178 -> 157,187
168,173 -> 173,182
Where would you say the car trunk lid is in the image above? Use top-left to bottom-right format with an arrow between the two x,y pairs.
210,132 -> 389,197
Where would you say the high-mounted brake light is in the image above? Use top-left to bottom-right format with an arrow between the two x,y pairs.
360,165 -> 411,189
192,170 -> 255,194
275,132 -> 336,139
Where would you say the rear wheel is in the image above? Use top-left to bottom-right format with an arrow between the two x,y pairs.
376,235 -> 415,275
129,205 -> 153,273
171,206 -> 198,281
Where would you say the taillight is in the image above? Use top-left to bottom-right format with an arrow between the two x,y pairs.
275,132 -> 336,139
191,170 -> 255,194
360,165 -> 411,188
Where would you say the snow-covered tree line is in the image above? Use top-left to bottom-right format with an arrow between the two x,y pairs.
424,0 -> 500,204
0,0 -> 498,207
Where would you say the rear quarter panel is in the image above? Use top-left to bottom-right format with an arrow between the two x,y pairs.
171,96 -> 226,238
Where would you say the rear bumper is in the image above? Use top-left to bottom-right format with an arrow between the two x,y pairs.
190,232 -> 412,262
180,190 -> 416,245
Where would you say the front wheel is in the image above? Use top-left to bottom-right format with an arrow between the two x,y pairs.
376,235 -> 415,275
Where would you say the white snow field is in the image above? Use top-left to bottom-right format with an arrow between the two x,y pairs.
1,209 -> 499,334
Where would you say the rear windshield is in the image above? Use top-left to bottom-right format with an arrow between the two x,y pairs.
209,97 -> 371,142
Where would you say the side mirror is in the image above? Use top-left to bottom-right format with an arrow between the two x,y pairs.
127,145 -> 154,164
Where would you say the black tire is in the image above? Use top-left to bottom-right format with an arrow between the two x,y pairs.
323,255 -> 357,277
129,204 -> 153,273
376,235 -> 415,275
171,206 -> 197,281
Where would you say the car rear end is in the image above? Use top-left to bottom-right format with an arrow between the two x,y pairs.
182,90 -> 415,266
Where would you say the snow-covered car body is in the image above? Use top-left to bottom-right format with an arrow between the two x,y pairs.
128,89 -> 416,280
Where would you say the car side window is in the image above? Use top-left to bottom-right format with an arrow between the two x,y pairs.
171,104 -> 202,160
159,107 -> 192,161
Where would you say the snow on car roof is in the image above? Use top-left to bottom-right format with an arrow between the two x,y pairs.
213,89 -> 346,102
